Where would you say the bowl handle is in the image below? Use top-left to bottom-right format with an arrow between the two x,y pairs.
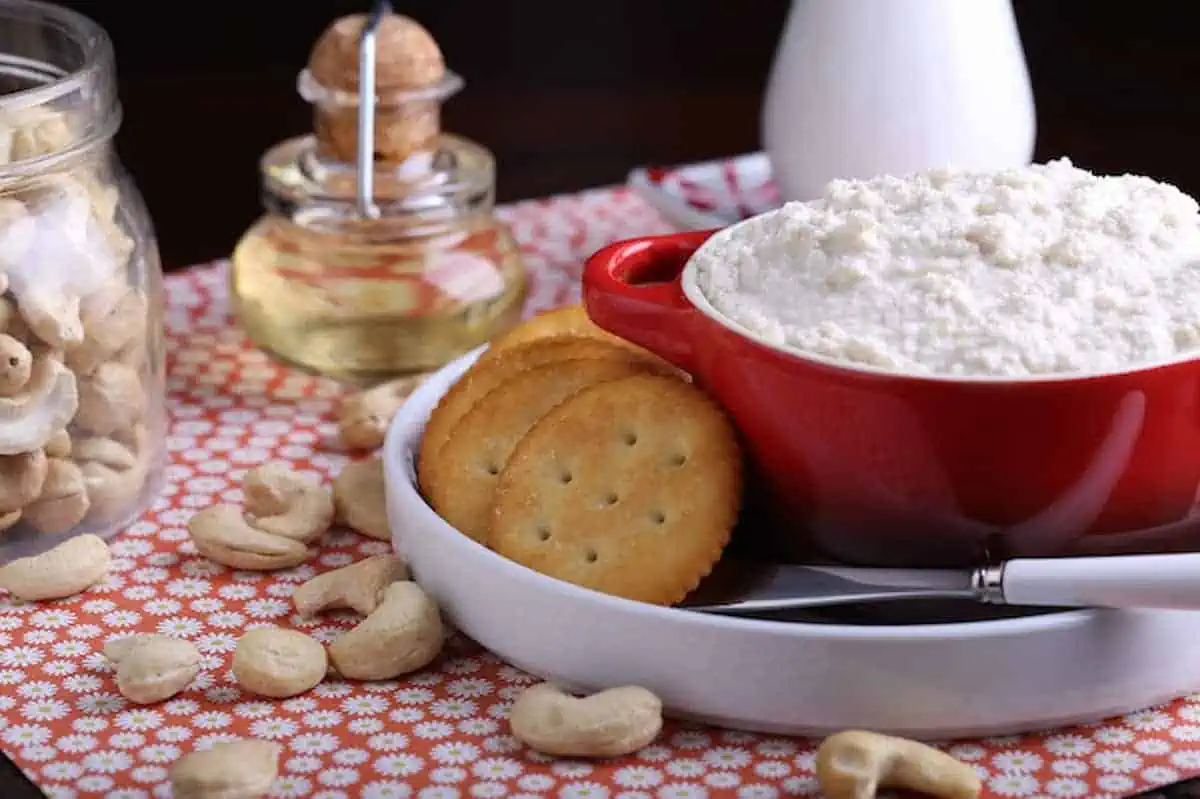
582,229 -> 715,375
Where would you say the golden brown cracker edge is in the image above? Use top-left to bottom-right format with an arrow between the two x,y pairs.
425,357 -> 673,542
481,304 -> 627,360
416,335 -> 666,497
490,372 -> 743,605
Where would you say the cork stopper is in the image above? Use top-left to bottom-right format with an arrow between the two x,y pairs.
306,12 -> 453,165
309,12 -> 445,92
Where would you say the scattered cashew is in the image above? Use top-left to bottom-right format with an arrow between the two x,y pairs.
0,355 -> 77,454
242,462 -> 334,543
232,627 -> 328,699
44,428 -> 70,458
328,581 -> 443,680
338,375 -> 425,450
0,533 -> 110,600
815,730 -> 981,799
169,739 -> 282,799
23,458 -> 90,533
74,361 -> 143,436
292,554 -> 409,618
0,448 -> 46,513
333,456 -> 390,541
104,634 -> 201,704
0,334 -> 31,395
188,504 -> 313,571
508,683 -> 663,758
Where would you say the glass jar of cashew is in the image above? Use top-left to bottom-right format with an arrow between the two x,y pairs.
0,0 -> 164,560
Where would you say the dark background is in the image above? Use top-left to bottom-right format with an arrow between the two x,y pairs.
3,2 -> 1200,796
54,0 -> 1200,270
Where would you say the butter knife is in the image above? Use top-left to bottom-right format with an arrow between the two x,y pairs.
683,552 -> 1200,615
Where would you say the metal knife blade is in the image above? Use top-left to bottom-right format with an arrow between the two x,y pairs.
681,559 -> 977,614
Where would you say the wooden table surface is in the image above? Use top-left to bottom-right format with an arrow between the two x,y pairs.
3,0 -> 1200,794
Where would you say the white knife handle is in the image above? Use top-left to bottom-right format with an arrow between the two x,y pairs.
1001,553 -> 1200,611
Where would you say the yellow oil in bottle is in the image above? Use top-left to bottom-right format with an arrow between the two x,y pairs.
232,209 -> 526,382
230,13 -> 528,383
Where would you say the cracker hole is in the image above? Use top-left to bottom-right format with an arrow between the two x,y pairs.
536,525 -> 552,542
650,510 -> 666,525
584,549 -> 599,563
601,492 -> 618,507
560,471 -> 573,485
669,453 -> 687,467
623,432 -> 638,446
485,463 -> 500,476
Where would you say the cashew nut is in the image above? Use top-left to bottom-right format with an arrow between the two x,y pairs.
0,198 -> 34,275
0,334 -> 31,396
9,170 -> 121,303
11,287 -> 83,349
338,375 -> 425,450
23,457 -> 90,533
242,462 -> 334,543
815,730 -> 981,799
0,355 -> 77,454
188,504 -> 313,571
74,434 -> 138,471
66,285 -> 146,375
73,428 -> 148,526
333,455 -> 390,541
9,107 -> 74,162
0,533 -> 110,600
508,683 -> 663,758
74,361 -> 143,436
80,458 -> 147,525
0,448 -> 46,512
292,554 -> 408,618
169,739 -> 281,799
0,509 -> 20,533
0,297 -> 19,333
104,634 -> 201,704
44,428 -> 70,458
232,627 -> 328,699
328,581 -> 443,680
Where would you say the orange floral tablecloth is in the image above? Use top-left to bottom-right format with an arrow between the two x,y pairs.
0,187 -> 1198,799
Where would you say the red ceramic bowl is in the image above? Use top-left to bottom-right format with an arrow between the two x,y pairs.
582,229 -> 1200,568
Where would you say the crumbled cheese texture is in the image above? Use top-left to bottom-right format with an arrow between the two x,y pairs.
692,158 -> 1200,377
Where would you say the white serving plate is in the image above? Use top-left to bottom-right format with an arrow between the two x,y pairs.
383,348 -> 1200,739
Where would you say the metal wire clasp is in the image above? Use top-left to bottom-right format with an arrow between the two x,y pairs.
356,0 -> 391,219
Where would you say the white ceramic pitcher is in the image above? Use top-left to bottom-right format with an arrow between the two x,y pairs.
762,0 -> 1037,202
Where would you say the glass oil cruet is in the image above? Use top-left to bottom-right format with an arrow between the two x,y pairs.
231,2 -> 527,382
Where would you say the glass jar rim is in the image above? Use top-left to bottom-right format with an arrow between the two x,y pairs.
0,0 -> 119,179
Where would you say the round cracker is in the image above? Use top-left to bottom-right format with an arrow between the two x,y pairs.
482,304 -> 629,359
426,357 -> 665,542
417,335 -> 658,496
491,373 -> 742,605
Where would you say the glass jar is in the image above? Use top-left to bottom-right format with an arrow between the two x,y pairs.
0,0 -> 165,560
231,13 -> 527,384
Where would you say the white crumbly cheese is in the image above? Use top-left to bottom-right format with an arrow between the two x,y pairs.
691,158 -> 1200,378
